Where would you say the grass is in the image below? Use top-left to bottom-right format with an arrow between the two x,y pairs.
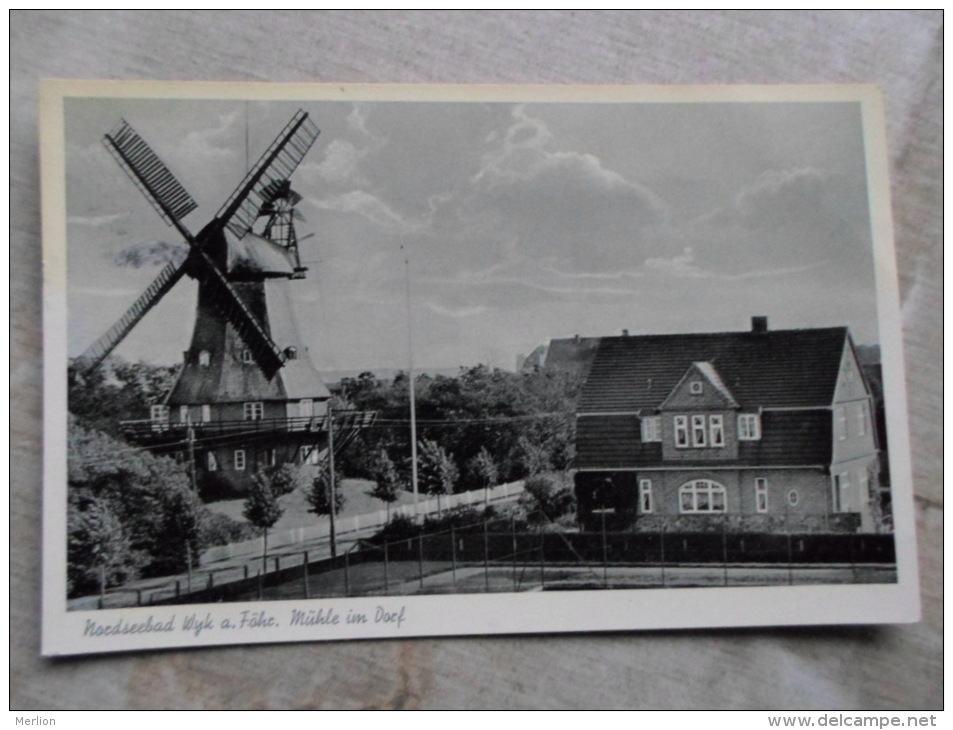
204,478 -> 421,531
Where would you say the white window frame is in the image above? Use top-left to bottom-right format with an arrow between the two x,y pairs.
269,448 -> 277,467
207,451 -> 218,471
755,477 -> 769,513
691,415 -> 707,447
833,472 -> 850,512
856,403 -> 867,437
201,404 -> 211,423
243,401 -> 264,421
179,405 -> 190,423
689,380 -> 703,395
199,350 -> 210,367
738,413 -> 761,441
639,479 -> 654,514
234,449 -> 246,471
674,416 -> 689,448
709,415 -> 725,448
858,470 -> 870,502
679,479 -> 727,514
299,398 -> 314,419
150,404 -> 169,423
640,416 -> 661,443
836,406 -> 848,441
241,349 -> 254,364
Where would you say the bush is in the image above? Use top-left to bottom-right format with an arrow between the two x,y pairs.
520,474 -> 576,524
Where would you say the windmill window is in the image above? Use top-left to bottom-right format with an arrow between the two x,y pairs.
285,346 -> 298,360
150,405 -> 169,423
201,404 -> 211,423
738,414 -> 761,440
199,350 -> 210,367
207,451 -> 218,472
234,449 -> 246,471
179,405 -> 190,423
755,478 -> 769,513
243,402 -> 264,421
679,479 -> 727,513
241,349 -> 254,364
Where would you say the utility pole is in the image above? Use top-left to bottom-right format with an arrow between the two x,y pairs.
186,417 -> 197,493
403,248 -> 419,518
327,406 -> 337,558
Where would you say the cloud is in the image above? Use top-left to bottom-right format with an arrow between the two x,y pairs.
644,246 -> 701,277
311,190 -> 424,235
424,301 -> 489,319
178,112 -> 241,163
112,240 -> 188,268
308,105 -> 388,186
67,213 -> 127,228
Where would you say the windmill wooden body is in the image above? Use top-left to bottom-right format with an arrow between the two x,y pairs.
74,110 -> 373,495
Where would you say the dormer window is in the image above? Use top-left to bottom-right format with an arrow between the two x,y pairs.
738,413 -> 761,440
199,350 -> 210,367
640,416 -> 661,443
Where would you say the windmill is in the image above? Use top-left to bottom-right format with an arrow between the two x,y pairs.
74,109 -> 374,494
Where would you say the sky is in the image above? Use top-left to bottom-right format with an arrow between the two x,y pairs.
64,95 -> 881,373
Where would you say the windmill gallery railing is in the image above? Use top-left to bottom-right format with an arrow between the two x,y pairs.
119,410 -> 377,447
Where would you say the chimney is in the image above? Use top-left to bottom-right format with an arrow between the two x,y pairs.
751,316 -> 768,333
622,329 -> 630,337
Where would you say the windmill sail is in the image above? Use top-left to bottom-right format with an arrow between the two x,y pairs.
215,109 -> 320,239
103,120 -> 198,233
74,258 -> 188,373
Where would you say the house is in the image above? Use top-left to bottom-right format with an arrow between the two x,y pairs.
573,318 -> 883,533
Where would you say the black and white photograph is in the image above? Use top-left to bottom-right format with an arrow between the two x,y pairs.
41,81 -> 919,656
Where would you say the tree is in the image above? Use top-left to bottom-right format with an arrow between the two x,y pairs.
369,450 -> 401,522
67,492 -> 143,597
467,446 -> 498,509
243,472 -> 285,577
306,465 -> 346,557
520,474 -> 576,525
417,439 -> 459,514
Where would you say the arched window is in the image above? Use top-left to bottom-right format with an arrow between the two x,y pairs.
679,479 -> 727,513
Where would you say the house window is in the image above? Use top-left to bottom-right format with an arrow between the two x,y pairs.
199,350 -> 210,366
755,478 -> 768,513
738,414 -> 761,440
836,406 -> 848,441
179,405 -> 190,423
689,381 -> 703,395
856,403 -> 867,437
243,402 -> 264,421
859,470 -> 870,502
207,451 -> 218,471
640,416 -> 661,443
234,449 -> 246,471
639,479 -> 654,514
200,404 -> 211,423
674,416 -> 689,448
691,415 -> 707,447
269,448 -> 277,467
679,479 -> 727,513
299,398 -> 314,419
833,472 -> 850,512
709,415 -> 725,447
787,490 -> 799,507
150,405 -> 169,423
241,349 -> 254,364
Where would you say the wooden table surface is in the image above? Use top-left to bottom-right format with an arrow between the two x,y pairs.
11,10 -> 942,710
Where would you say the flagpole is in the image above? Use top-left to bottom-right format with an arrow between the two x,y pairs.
403,248 -> 419,518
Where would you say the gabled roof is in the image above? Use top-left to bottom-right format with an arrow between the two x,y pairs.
658,361 -> 739,410
543,336 -> 602,380
579,326 -> 850,413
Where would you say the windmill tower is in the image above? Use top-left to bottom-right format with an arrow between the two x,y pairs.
74,109 -> 373,496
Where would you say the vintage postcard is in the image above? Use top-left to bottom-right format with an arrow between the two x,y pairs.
41,81 -> 919,656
